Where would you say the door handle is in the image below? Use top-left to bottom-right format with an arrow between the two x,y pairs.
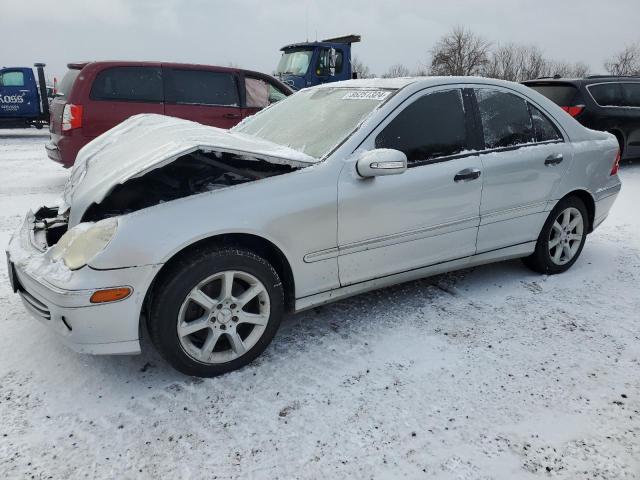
544,153 -> 563,166
223,113 -> 242,119
454,168 -> 481,182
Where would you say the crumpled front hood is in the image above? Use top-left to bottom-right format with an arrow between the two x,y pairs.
62,114 -> 316,226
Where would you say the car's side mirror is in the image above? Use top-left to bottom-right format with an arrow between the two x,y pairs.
356,149 -> 407,178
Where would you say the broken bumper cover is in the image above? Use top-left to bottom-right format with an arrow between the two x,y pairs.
6,213 -> 160,355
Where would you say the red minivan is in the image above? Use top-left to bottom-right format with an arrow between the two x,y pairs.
47,61 -> 292,167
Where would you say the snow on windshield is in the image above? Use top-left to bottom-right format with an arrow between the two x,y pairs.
233,88 -> 394,159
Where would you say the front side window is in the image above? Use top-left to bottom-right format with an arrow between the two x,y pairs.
316,48 -> 343,77
245,77 -> 288,108
166,70 -> 238,106
0,71 -> 25,87
476,89 -> 534,149
588,83 -> 624,107
529,104 -> 563,142
375,89 -> 469,164
91,67 -> 163,102
234,87 -> 393,159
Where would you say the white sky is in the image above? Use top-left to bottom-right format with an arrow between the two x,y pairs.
3,0 -> 638,81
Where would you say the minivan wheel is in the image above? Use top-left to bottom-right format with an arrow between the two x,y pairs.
148,247 -> 284,377
522,196 -> 588,274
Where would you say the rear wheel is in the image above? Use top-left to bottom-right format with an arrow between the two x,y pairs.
522,196 -> 588,274
148,247 -> 284,377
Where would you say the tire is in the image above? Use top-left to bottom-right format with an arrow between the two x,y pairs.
522,196 -> 588,275
148,246 -> 284,377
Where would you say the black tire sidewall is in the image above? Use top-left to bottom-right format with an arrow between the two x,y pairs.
526,196 -> 588,274
149,248 -> 284,377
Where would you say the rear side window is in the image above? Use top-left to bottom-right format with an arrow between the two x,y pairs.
526,84 -> 580,106
91,67 -> 163,102
476,89 -> 534,149
56,69 -> 80,100
529,104 -> 563,142
375,89 -> 469,164
588,83 -> 624,107
166,70 -> 238,106
0,71 -> 25,87
621,83 -> 640,107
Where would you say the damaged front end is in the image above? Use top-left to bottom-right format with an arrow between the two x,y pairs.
81,150 -> 297,223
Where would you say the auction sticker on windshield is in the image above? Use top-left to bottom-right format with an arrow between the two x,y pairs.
342,90 -> 391,101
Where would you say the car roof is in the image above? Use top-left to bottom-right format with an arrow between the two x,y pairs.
313,76 -> 540,92
66,60 -> 274,78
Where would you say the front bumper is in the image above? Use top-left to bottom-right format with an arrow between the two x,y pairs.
6,212 -> 161,355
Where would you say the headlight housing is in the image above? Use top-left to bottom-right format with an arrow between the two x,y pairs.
48,218 -> 118,270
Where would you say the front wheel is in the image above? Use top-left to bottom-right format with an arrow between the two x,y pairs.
148,247 -> 284,377
522,196 -> 588,274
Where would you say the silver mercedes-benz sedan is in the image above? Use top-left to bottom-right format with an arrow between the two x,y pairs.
7,77 -> 621,376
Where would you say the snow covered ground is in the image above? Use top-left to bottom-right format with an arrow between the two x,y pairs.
0,129 -> 639,480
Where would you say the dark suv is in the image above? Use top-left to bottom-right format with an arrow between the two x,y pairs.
47,61 -> 292,167
523,76 -> 640,160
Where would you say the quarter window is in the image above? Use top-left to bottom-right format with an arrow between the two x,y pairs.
375,89 -> 469,164
476,89 -> 534,149
588,83 -> 624,107
91,67 -> 163,102
166,70 -> 238,106
529,104 -> 562,142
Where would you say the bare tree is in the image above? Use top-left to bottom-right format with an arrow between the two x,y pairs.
483,42 -> 590,81
605,44 -> 640,76
382,63 -> 411,78
429,26 -> 491,76
351,55 -> 374,79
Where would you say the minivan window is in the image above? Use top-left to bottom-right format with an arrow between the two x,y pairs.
476,89 -> 534,149
56,68 -> 80,100
166,70 -> 238,106
529,103 -> 563,142
621,83 -> 640,108
91,67 -> 163,102
376,89 -> 469,164
588,83 -> 624,107
0,71 -> 25,87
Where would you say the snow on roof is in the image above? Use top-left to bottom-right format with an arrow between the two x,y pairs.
313,75 -> 531,92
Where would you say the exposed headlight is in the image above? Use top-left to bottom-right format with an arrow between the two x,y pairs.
48,218 -> 118,270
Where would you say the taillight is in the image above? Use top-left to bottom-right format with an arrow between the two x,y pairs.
62,104 -> 83,131
561,105 -> 585,117
610,149 -> 621,176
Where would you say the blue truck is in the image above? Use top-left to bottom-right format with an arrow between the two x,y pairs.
275,34 -> 361,90
0,63 -> 49,129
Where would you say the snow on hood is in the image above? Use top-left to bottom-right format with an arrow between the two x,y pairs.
61,114 -> 315,225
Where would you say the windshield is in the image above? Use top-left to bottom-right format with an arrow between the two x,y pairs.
276,49 -> 313,76
233,88 -> 394,159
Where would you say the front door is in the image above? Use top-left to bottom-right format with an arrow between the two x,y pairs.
473,87 -> 572,252
337,87 -> 483,286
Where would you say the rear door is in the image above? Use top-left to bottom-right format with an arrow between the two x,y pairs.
473,87 -> 571,252
163,67 -> 242,128
82,65 -> 164,138
0,68 -> 39,118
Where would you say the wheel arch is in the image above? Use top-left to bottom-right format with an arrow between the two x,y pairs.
558,189 -> 596,233
142,233 -> 296,325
